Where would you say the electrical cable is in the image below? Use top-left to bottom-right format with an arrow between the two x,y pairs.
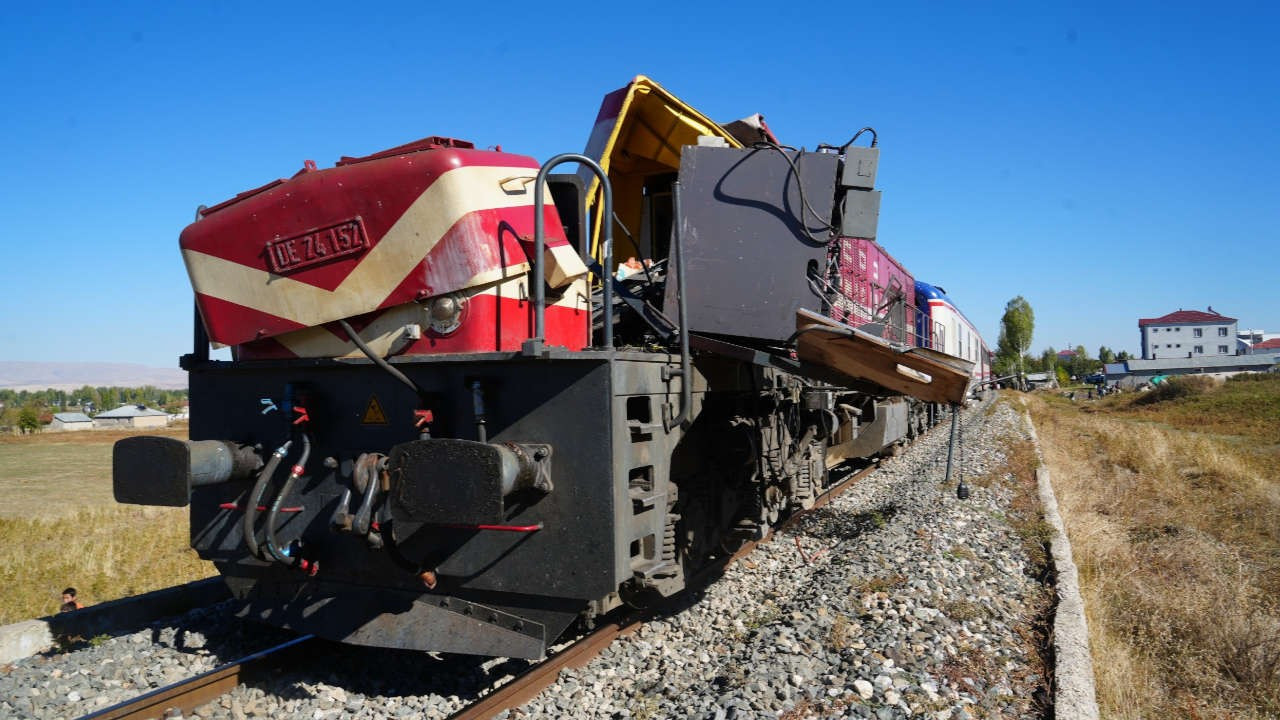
840,127 -> 878,150
750,142 -> 835,244
338,319 -> 426,402
818,127 -> 879,153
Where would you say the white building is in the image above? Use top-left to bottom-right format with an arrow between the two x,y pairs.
93,404 -> 170,429
1138,308 -> 1238,360
49,412 -> 93,431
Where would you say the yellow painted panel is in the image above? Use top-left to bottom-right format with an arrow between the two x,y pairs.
584,76 -> 742,265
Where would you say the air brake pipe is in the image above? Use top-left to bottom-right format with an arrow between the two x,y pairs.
264,433 -> 311,566
532,153 -> 612,348
352,454 -> 382,537
243,440 -> 291,559
664,179 -> 692,431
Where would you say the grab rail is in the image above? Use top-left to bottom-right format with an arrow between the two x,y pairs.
525,154 -> 613,354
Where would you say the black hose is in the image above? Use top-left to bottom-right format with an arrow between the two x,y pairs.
243,441 -> 290,559
751,142 -> 835,242
338,319 -> 426,402
818,128 -> 878,154
265,433 -> 310,566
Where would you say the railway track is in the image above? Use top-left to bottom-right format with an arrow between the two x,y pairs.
77,635 -> 314,720
70,458 -> 882,720
444,458 -> 881,720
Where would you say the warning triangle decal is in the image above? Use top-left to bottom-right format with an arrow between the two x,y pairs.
362,395 -> 389,425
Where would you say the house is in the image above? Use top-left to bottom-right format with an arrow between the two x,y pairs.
1138,308 -> 1238,360
93,404 -> 170,429
1024,371 -> 1057,389
1105,353 -> 1280,384
49,412 -> 93,432
1249,338 -> 1280,355
1103,362 -> 1129,384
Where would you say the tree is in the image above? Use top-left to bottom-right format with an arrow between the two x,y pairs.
996,296 -> 1035,377
17,407 -> 39,434
1098,346 -> 1116,364
1116,350 -> 1133,362
1040,347 -> 1057,374
1062,345 -> 1101,379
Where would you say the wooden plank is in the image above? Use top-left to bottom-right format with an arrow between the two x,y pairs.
794,309 -> 973,405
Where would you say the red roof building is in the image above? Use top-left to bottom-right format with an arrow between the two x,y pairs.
1252,338 -> 1280,352
1139,307 -> 1238,360
1138,308 -> 1237,326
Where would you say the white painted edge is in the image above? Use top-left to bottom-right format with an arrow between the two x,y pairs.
1023,407 -> 1101,720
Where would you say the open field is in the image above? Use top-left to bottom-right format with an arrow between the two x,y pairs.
1025,374 -> 1280,719
0,425 -> 187,518
0,425 -> 213,624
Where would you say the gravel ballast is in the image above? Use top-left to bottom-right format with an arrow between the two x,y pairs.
0,398 -> 1056,719
509,398 -> 1051,719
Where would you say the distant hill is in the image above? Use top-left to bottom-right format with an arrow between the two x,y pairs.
0,362 -> 186,391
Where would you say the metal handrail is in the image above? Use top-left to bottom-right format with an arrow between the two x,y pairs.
663,180 -> 692,431
528,153 -> 613,352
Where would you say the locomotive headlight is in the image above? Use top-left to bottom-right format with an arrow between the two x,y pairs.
426,293 -> 464,334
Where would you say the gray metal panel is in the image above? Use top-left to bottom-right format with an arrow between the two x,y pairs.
840,398 -> 909,457
839,147 -> 879,189
667,145 -> 838,343
840,190 -> 881,239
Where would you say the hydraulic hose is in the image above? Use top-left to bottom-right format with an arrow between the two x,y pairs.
242,441 -> 291,559
265,433 -> 311,566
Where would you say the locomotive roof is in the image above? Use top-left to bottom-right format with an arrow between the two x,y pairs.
914,280 -> 988,350
914,280 -> 953,304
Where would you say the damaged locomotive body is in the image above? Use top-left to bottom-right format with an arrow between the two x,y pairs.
114,77 -> 975,660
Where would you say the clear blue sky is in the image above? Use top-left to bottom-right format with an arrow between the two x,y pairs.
1,2 -> 1276,368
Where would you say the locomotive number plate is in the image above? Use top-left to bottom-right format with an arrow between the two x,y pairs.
266,218 -> 369,274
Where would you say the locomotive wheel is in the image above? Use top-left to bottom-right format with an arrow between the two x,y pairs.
678,493 -> 716,572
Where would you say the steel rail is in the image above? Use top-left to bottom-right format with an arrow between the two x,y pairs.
446,458 -> 883,720
78,634 -> 315,720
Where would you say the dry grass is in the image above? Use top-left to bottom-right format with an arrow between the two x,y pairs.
0,425 -> 187,518
1089,372 -> 1280,446
0,425 -> 213,623
0,506 -> 214,624
1026,388 -> 1280,718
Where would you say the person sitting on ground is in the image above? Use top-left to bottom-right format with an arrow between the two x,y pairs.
60,587 -> 84,613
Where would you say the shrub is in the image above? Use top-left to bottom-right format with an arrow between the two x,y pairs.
1227,371 -> 1280,384
1132,375 -> 1215,405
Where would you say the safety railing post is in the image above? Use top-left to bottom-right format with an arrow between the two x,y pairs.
525,153 -> 613,355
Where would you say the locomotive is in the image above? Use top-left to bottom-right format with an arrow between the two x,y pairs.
114,76 -> 987,660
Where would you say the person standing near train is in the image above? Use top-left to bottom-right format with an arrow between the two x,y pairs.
60,587 -> 84,612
